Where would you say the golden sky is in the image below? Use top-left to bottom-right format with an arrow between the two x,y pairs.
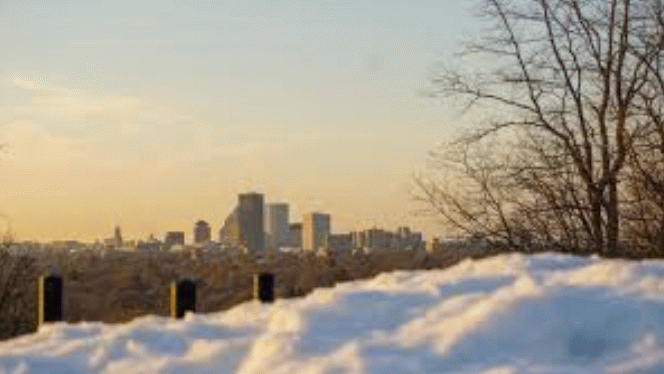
0,0 -> 480,242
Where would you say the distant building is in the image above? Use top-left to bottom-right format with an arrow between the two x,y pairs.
329,233 -> 352,253
194,220 -> 211,244
365,228 -> 386,249
302,212 -> 330,251
386,231 -> 397,250
137,239 -> 161,251
351,226 -> 424,251
114,226 -> 122,248
165,231 -> 185,250
426,237 -> 442,253
288,223 -> 302,248
265,203 -> 289,251
352,231 -> 366,249
219,192 -> 265,254
51,240 -> 85,252
239,193 -> 264,254
411,232 -> 424,250
219,208 -> 241,245
200,241 -> 220,252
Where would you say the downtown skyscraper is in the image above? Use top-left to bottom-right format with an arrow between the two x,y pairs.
302,212 -> 330,252
265,203 -> 289,251
219,192 -> 265,254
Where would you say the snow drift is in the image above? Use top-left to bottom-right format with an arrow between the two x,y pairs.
2,252 -> 664,373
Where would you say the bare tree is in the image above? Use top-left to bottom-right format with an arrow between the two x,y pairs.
618,1 -> 664,255
0,140 -> 36,338
417,0 -> 664,256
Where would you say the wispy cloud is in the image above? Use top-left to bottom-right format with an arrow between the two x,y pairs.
0,122 -> 97,162
0,71 -> 66,93
0,70 -> 140,116
34,95 -> 140,117
68,39 -> 174,46
211,141 -> 284,158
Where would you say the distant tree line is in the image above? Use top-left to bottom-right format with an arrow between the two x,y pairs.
0,244 -> 489,341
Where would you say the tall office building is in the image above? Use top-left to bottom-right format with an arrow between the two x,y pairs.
194,220 -> 211,243
219,208 -> 240,245
238,192 -> 264,254
288,223 -> 302,248
219,192 -> 265,254
114,226 -> 122,248
302,212 -> 330,251
265,203 -> 289,251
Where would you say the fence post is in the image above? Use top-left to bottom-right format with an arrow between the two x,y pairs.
170,278 -> 196,319
38,273 -> 62,327
254,272 -> 275,303
318,274 -> 334,288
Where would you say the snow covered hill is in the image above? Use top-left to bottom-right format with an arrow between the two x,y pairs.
3,252 -> 664,373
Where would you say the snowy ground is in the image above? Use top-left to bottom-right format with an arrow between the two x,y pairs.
3,252 -> 664,373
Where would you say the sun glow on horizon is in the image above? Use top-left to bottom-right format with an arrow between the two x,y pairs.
0,0 -> 481,243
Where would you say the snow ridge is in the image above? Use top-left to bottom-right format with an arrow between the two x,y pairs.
2,253 -> 664,373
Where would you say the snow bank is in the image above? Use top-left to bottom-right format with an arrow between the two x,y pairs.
3,252 -> 664,373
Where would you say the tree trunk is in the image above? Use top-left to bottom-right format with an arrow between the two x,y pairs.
590,187 -> 604,254
606,179 -> 620,257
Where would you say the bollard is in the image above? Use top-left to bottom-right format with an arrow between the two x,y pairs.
318,274 -> 333,288
253,272 -> 275,303
170,279 -> 196,319
38,274 -> 63,326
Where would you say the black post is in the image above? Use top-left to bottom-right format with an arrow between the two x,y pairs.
254,272 -> 275,303
38,274 -> 62,326
318,274 -> 333,288
170,279 -> 196,319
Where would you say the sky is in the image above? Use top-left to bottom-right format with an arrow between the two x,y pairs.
0,0 -> 481,243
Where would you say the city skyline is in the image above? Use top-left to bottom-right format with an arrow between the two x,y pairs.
0,0 -> 482,242
55,191 -> 424,247
0,187 -> 434,244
